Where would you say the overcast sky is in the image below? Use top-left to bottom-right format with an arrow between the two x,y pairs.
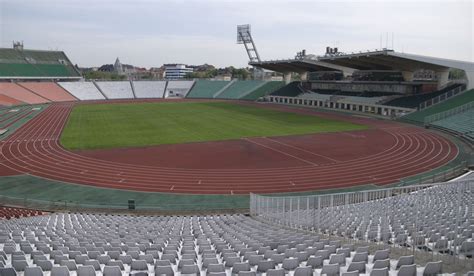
0,0 -> 472,68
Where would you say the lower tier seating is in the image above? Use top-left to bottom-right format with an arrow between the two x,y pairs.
186,80 -> 230,99
401,89 -> 474,124
57,82 -> 105,101
0,83 -> 50,104
133,81 -> 166,99
431,108 -> 474,141
0,213 -> 448,275
18,82 -> 78,102
96,81 -> 134,99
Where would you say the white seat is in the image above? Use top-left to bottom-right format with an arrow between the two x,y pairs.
24,267 -> 44,276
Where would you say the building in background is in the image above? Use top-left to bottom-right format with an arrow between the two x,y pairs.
164,64 -> 193,80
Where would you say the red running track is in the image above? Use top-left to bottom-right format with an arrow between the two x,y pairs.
0,101 -> 458,194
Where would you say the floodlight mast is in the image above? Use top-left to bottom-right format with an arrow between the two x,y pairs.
237,24 -> 263,79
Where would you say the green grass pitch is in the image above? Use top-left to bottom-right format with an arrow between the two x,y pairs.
60,101 -> 368,150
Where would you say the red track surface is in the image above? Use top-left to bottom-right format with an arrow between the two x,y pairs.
0,101 -> 458,194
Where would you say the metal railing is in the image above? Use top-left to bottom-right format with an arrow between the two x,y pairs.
418,85 -> 466,110
424,101 -> 474,125
251,178 -> 473,266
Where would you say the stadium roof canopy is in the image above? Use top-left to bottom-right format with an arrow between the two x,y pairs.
251,49 -> 474,89
249,58 -> 355,75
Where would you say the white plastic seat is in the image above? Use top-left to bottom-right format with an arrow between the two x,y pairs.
422,261 -> 442,276
207,264 -> 225,273
321,263 -> 339,276
12,260 -> 28,272
80,260 -> 97,271
181,264 -> 199,275
50,266 -> 70,276
24,267 -> 44,276
107,260 -> 125,270
347,261 -> 366,273
373,249 -> 389,262
397,264 -> 416,276
373,259 -> 390,269
257,260 -> 275,272
282,257 -> 299,270
36,260 -> 52,271
103,266 -> 123,276
60,260 -> 77,271
232,262 -> 251,274
395,255 -> 414,269
294,266 -> 313,276
0,267 -> 17,276
267,268 -> 285,276
131,259 -> 148,271
370,267 -> 389,276
154,265 -> 174,276
329,253 -> 345,266
352,252 -> 368,263
342,271 -> 359,276
77,265 -> 95,276
238,271 -> 256,276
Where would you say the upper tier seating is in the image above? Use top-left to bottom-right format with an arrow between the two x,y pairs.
132,81 -> 166,99
96,81 -> 134,99
401,89 -> 474,124
384,83 -> 464,108
241,81 -> 285,101
338,95 -> 386,104
0,48 -> 80,78
297,92 -> 332,101
58,82 -> 105,101
18,82 -> 77,102
431,108 -> 474,141
0,95 -> 25,106
0,83 -> 49,104
215,81 -> 266,99
0,213 -> 444,275
165,81 -> 194,98
270,82 -> 302,97
186,80 -> 230,99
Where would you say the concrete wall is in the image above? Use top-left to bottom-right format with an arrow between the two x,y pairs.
266,95 -> 415,118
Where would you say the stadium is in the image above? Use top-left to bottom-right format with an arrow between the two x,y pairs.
0,2 -> 473,275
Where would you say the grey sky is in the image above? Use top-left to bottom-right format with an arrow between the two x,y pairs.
0,0 -> 472,68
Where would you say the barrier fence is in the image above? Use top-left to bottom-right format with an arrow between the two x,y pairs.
250,179 -> 474,263
418,85 -> 466,110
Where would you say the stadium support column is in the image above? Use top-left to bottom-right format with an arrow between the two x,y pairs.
465,70 -> 474,90
435,69 -> 450,89
300,72 -> 308,81
284,72 -> 292,84
401,71 -> 414,82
